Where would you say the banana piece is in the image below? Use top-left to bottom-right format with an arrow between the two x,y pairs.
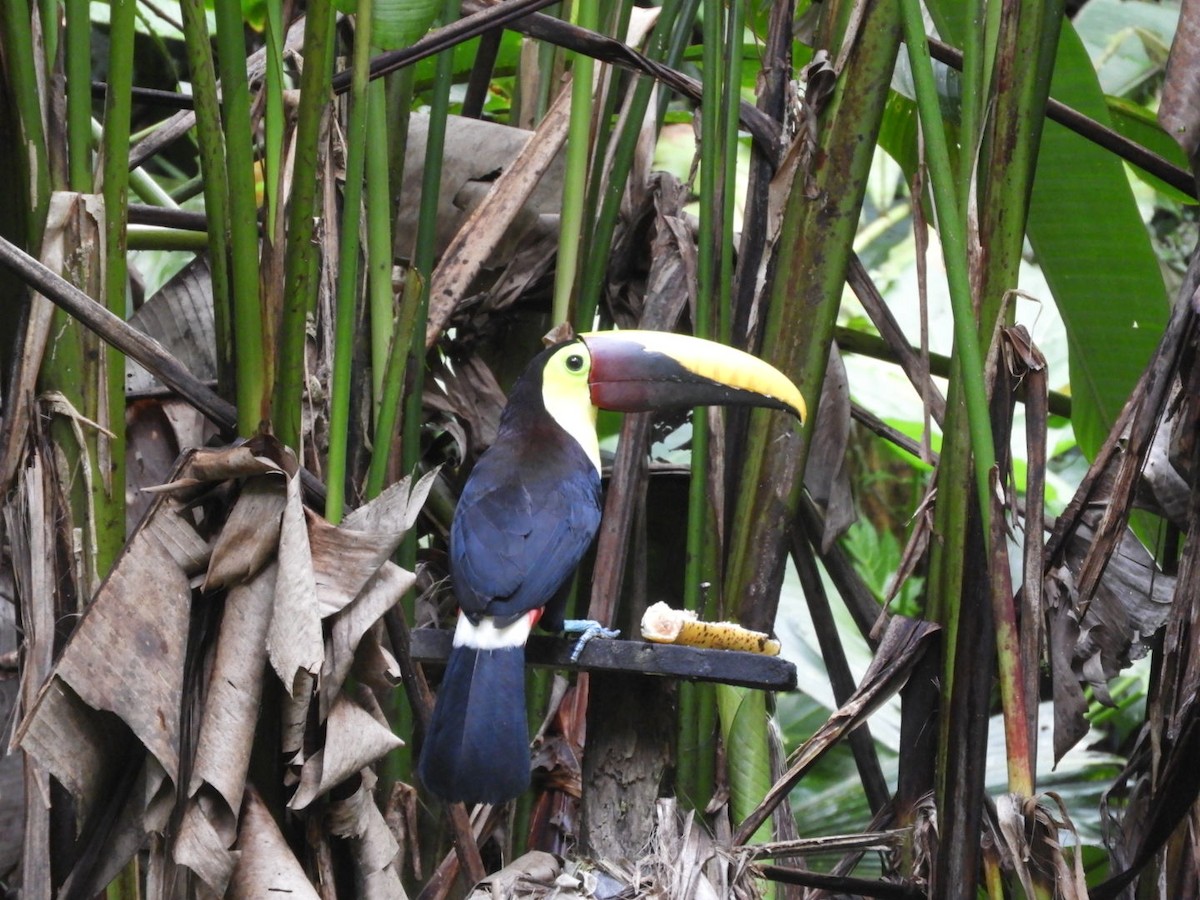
640,601 -> 781,656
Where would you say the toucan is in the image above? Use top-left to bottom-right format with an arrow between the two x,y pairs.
417,330 -> 806,805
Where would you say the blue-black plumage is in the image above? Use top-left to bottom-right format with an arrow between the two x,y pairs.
417,642 -> 532,804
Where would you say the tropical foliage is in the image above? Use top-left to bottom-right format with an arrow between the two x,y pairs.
0,0 -> 1198,897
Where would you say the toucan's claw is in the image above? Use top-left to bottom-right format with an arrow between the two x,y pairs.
562,619 -> 621,662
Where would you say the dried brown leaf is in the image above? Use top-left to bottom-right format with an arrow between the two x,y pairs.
290,692 -> 403,809
268,472 -> 322,691
205,474 -> 286,590
397,113 -> 564,263
342,466 -> 439,536
468,850 -> 562,899
994,792 -> 1088,900
180,438 -> 292,484
24,500 -> 193,785
424,354 -> 506,457
143,500 -> 211,575
805,347 -> 855,551
189,564 -> 276,810
175,791 -> 238,896
310,510 -> 405,617
124,256 -> 217,394
325,561 -> 414,711
228,787 -> 320,900
125,400 -> 183,528
425,86 -> 573,346
327,771 -> 408,898
1048,515 -> 1175,759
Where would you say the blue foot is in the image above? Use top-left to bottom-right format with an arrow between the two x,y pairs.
562,619 -> 621,662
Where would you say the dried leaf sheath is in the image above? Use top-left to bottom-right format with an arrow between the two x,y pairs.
14,439 -> 426,895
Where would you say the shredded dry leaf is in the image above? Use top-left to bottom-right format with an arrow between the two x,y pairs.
13,438 -> 425,896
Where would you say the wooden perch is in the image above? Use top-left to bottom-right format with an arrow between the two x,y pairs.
409,628 -> 798,692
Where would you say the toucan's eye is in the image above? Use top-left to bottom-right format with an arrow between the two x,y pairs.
566,353 -> 585,372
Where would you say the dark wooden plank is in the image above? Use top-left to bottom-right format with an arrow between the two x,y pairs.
409,628 -> 798,692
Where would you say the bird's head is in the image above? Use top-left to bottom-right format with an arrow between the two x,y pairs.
528,330 -> 805,468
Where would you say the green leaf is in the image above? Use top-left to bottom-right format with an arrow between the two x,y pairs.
1027,21 -> 1169,460
1105,95 -> 1196,204
371,0 -> 440,51
876,91 -> 920,179
716,685 -> 773,844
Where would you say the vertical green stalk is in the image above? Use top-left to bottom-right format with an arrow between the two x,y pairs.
376,67 -> 414,425
95,0 -> 134,577
38,0 -> 57,67
574,0 -> 683,329
678,0 -> 730,814
400,0 -> 459,488
262,0 -> 287,238
378,0 -> 459,790
65,0 -> 91,190
326,0 -> 375,524
552,0 -> 597,324
179,0 -> 234,399
1,0 -> 51,245
214,0 -> 268,434
901,6 -> 997,820
717,0 -> 743,344
898,0 -> 995,555
366,268 -> 423,499
687,0 -> 720,593
957,0 -> 985,213
276,0 -> 335,449
366,79 -> 395,421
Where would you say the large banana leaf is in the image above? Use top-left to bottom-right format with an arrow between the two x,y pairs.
1027,22 -> 1169,459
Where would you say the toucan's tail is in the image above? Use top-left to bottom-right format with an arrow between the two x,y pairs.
417,623 -> 531,804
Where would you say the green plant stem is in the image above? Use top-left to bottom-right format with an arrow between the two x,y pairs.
179,0 -> 235,398
553,0 -> 598,325
365,78 -> 395,422
91,120 -> 178,208
723,0 -> 900,632
678,0 -> 727,812
687,0 -> 721,601
214,0 -> 269,435
366,269 -> 423,499
326,0 -> 375,524
957,1 -> 984,213
65,0 -> 91,190
718,0 -> 742,343
262,0 -> 287,237
276,0 -> 336,448
126,227 -> 211,251
1,0 -> 50,244
898,0 -> 995,555
96,0 -> 134,579
574,0 -> 683,329
398,0 -> 458,492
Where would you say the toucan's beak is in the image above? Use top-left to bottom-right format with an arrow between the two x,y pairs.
580,330 -> 806,421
